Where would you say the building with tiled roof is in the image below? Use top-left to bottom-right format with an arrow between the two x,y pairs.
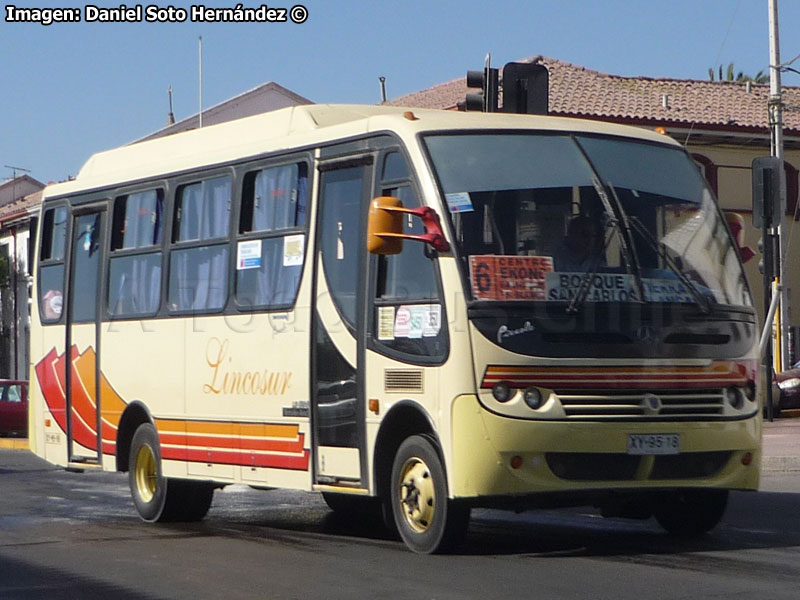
0,185 -> 43,380
0,174 -> 44,208
388,56 -> 800,147
390,56 -> 800,338
135,81 -> 312,143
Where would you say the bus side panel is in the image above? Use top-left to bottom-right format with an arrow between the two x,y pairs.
180,312 -> 312,490
29,299 -> 69,467
101,318 -> 186,473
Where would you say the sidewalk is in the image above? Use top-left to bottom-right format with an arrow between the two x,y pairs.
4,418 -> 800,471
762,413 -> 800,473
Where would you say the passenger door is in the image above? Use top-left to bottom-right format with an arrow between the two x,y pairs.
311,158 -> 371,487
66,208 -> 106,465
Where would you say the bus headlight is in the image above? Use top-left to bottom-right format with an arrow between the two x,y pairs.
523,387 -> 544,410
492,381 -> 513,403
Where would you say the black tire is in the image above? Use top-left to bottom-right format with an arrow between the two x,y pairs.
390,435 -> 469,554
128,423 -> 214,523
653,489 -> 728,537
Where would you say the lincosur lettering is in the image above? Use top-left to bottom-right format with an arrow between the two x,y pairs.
204,337 -> 292,397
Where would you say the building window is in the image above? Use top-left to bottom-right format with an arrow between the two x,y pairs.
786,161 -> 799,221
692,154 -> 718,196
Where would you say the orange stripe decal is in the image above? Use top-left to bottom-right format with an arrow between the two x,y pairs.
34,345 -> 311,471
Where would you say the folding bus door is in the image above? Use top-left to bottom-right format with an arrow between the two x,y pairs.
65,208 -> 105,467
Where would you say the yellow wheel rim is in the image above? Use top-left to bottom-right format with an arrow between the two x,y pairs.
134,444 -> 158,503
398,457 -> 436,533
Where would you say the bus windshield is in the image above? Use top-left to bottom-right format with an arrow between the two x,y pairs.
424,133 -> 752,309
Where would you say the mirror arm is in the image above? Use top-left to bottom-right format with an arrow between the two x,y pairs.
376,205 -> 451,252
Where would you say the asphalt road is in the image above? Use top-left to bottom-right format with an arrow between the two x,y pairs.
1,448 -> 799,600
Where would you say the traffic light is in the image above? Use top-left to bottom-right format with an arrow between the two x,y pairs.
502,62 -> 549,115
462,66 -> 499,112
752,156 -> 784,229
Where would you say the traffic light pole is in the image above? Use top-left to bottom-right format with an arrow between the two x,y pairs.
768,0 -> 790,370
763,180 -> 776,422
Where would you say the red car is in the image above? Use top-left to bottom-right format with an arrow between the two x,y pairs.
0,380 -> 28,437
770,362 -> 800,417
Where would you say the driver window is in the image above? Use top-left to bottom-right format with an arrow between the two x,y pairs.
373,151 -> 445,359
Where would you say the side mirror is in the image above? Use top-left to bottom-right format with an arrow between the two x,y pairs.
367,196 -> 451,255
367,196 -> 405,255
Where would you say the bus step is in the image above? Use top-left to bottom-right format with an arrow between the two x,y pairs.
66,460 -> 102,473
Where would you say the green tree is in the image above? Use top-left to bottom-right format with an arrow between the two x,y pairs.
708,62 -> 769,83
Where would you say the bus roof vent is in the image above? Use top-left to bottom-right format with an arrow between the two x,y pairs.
384,369 -> 424,393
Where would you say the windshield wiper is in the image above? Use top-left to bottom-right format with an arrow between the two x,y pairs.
625,215 -> 713,314
566,177 -> 645,314
566,216 -> 623,313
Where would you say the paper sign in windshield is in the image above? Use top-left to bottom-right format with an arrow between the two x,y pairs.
545,272 -> 696,303
470,255 -> 554,301
445,192 -> 474,213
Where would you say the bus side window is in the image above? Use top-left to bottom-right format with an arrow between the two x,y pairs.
374,152 -> 445,358
168,175 -> 232,313
38,206 -> 68,323
108,189 -> 163,316
235,162 -> 307,310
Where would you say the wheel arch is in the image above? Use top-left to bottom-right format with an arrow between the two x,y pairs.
372,400 -> 441,501
115,401 -> 155,472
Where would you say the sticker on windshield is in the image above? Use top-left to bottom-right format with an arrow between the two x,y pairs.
391,305 -> 441,339
445,192 -> 474,213
470,255 -> 553,301
378,306 -> 396,340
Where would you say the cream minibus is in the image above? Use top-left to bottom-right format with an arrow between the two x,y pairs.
29,104 -> 761,553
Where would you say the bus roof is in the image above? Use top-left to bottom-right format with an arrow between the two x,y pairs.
43,104 -> 680,200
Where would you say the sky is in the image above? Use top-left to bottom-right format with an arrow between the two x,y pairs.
2,0 -> 800,185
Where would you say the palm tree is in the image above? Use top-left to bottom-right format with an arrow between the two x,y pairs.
708,62 -> 769,83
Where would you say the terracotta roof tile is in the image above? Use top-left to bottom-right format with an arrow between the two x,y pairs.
388,57 -> 800,136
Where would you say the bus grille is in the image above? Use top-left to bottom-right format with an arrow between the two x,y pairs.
557,388 -> 726,420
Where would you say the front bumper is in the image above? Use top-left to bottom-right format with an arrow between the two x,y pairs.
450,394 -> 761,499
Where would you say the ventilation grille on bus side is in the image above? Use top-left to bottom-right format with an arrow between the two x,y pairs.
384,369 -> 424,393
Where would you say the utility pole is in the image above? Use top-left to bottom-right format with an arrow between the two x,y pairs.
768,0 -> 789,370
198,36 -> 204,128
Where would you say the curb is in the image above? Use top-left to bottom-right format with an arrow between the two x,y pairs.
0,438 -> 29,450
762,456 -> 800,473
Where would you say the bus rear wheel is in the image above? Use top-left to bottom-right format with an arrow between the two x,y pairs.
128,423 -> 214,522
390,435 -> 469,554
653,489 -> 728,537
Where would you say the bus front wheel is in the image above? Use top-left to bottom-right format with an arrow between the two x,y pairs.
389,434 -> 469,554
128,423 -> 214,522
653,489 -> 728,537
